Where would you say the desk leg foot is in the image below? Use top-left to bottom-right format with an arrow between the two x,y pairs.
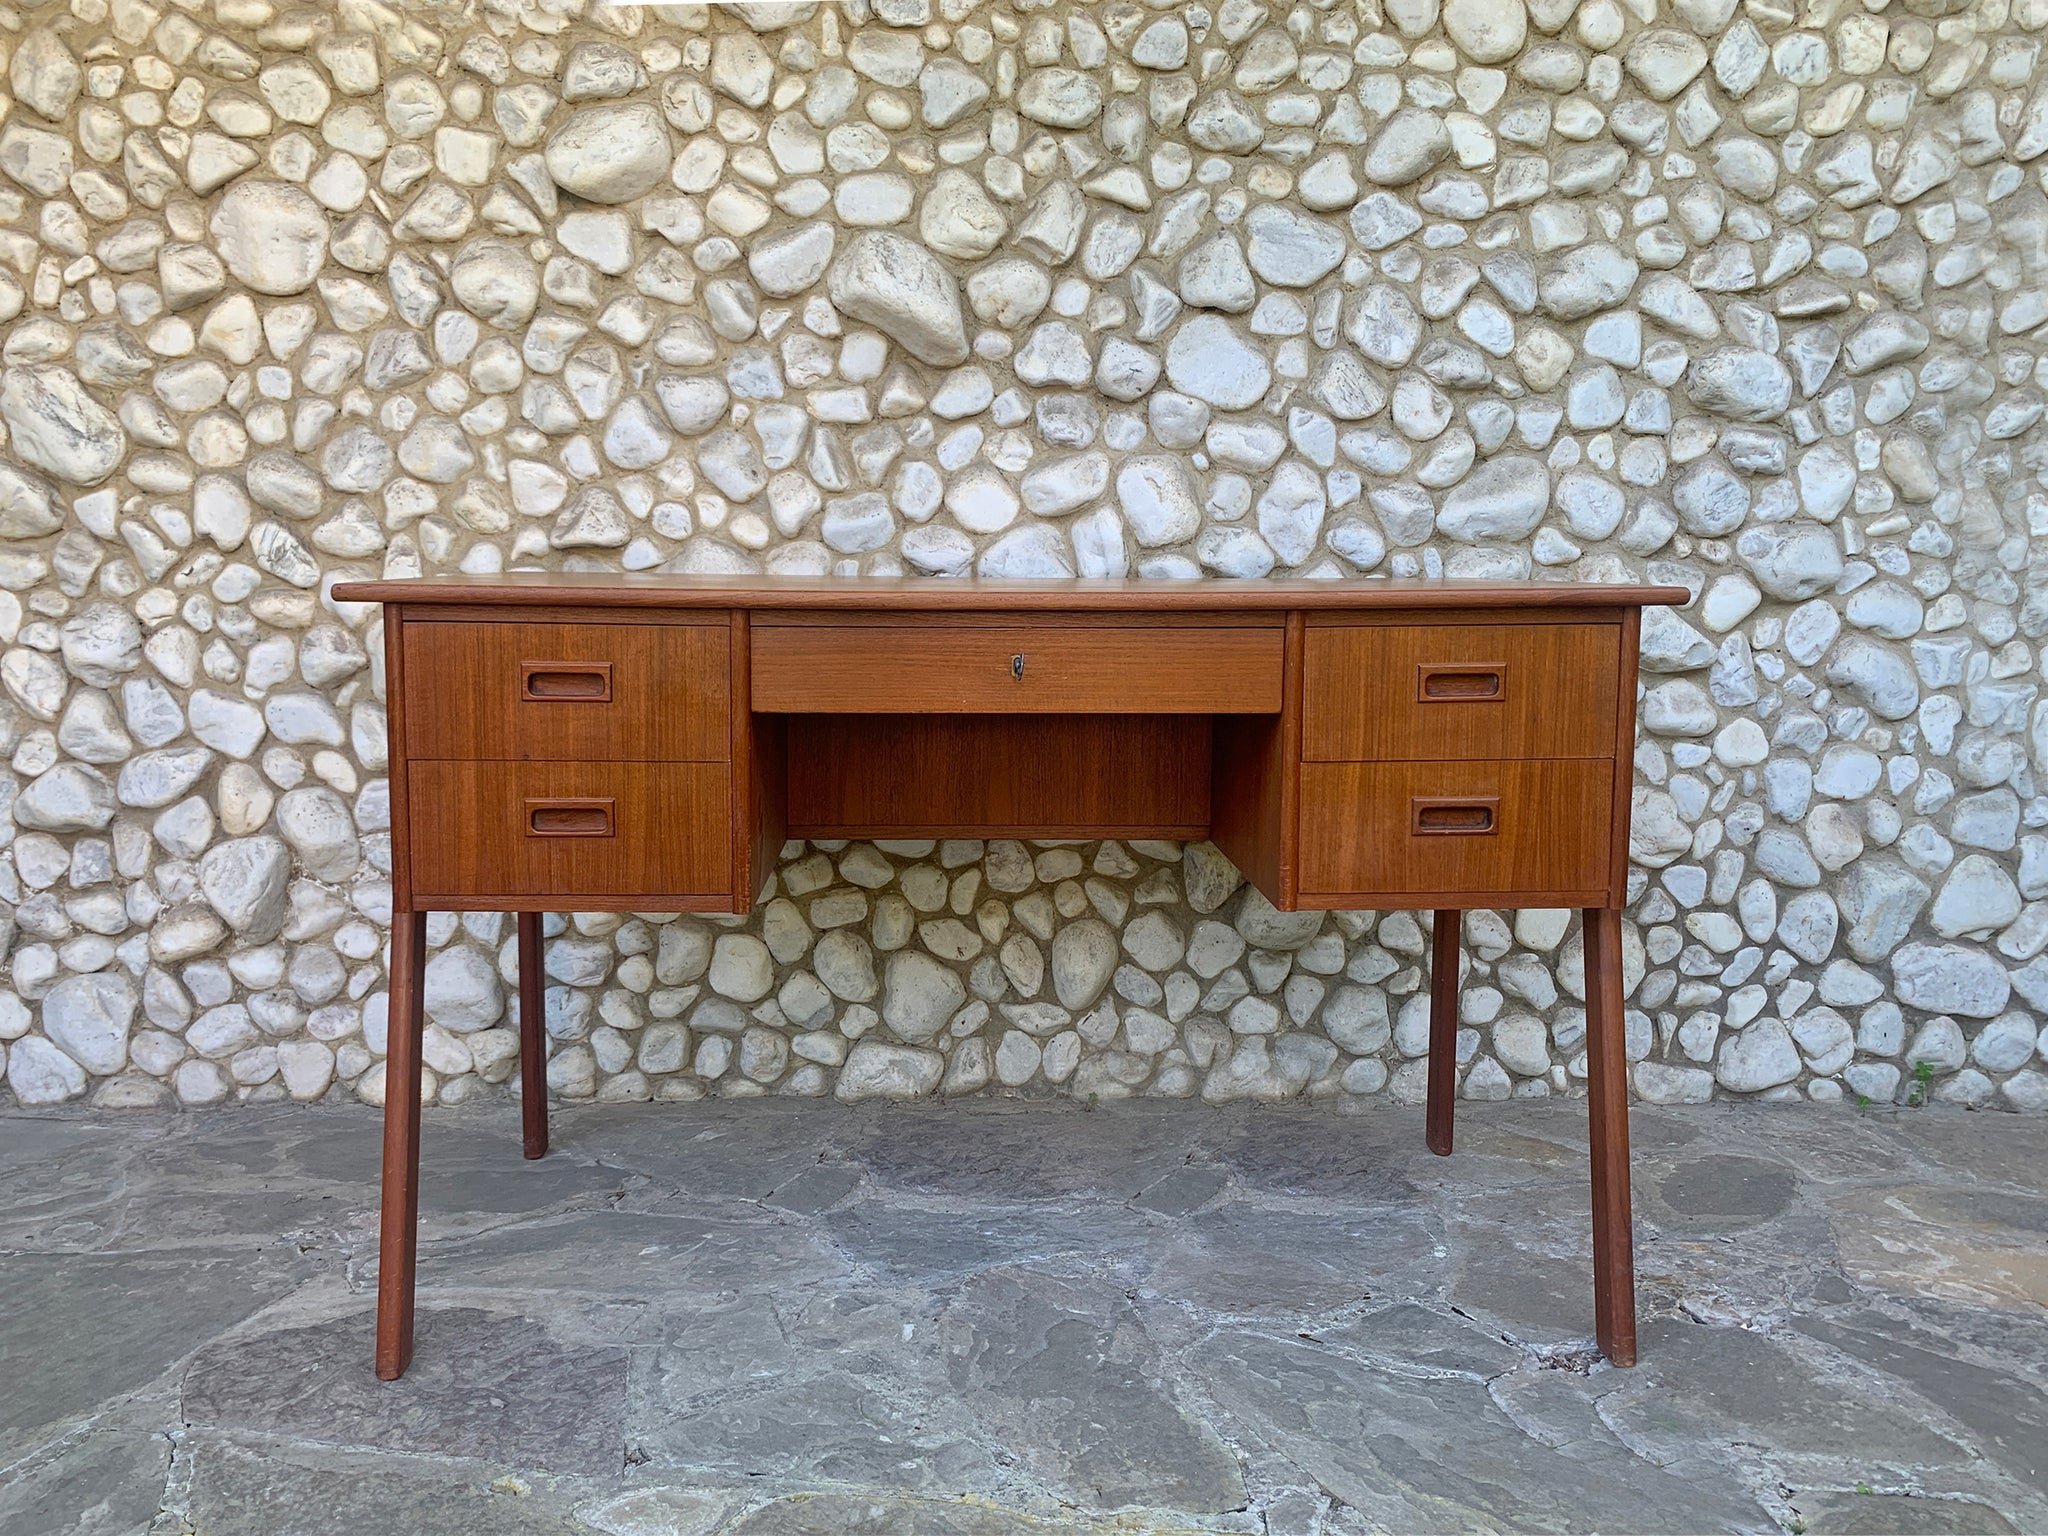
1583,905 -> 1638,1367
1426,909 -> 1460,1157
376,909 -> 428,1381
517,912 -> 548,1161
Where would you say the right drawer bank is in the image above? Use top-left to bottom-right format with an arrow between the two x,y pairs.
1295,619 -> 1623,907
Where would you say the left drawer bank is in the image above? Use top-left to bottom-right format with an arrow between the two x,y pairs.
375,605 -> 765,914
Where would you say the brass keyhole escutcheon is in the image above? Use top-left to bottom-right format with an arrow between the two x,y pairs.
1012,653 -> 1026,681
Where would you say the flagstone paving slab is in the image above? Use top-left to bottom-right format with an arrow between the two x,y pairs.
2,1100 -> 2043,1536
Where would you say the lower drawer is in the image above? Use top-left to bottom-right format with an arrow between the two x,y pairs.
408,761 -> 732,903
1297,759 -> 1613,903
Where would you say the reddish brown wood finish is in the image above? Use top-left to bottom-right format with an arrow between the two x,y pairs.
1296,759 -> 1613,903
1209,714 -> 1286,899
732,612 -> 788,909
1427,910 -> 1460,1158
375,602 -> 420,1377
375,909 -> 427,1381
517,911 -> 547,1160
753,623 -> 1283,714
752,609 -> 1285,628
360,576 -> 1681,1380
1300,604 -> 1635,628
786,715 -> 1211,839
1302,623 -> 1619,762
1608,609 -> 1645,906
1210,613 -> 1304,908
408,760 -> 732,903
335,573 -> 1689,611
402,620 -> 729,762
384,609 -> 414,914
1582,905 -> 1638,1366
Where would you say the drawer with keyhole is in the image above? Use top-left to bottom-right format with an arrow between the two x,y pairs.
749,623 -> 1284,713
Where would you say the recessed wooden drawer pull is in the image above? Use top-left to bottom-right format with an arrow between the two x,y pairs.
1411,796 -> 1499,835
520,661 -> 613,702
1417,663 -> 1506,702
525,798 -> 615,837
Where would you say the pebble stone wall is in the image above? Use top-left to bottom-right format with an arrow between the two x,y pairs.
3,0 -> 2048,1117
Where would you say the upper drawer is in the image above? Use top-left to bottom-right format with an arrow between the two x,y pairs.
1302,622 -> 1619,761
402,620 -> 730,761
751,623 -> 1284,714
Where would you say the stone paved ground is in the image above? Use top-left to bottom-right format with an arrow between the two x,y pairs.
1,1101 -> 2043,1536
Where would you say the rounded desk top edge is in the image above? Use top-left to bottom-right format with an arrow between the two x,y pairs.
330,572 -> 1692,612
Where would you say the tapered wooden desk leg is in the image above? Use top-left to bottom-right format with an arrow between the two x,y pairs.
1426,910 -> 1460,1157
517,912 -> 548,1160
376,909 -> 429,1381
1582,905 -> 1638,1367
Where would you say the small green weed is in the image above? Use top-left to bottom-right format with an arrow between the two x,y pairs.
1904,1060 -> 1936,1106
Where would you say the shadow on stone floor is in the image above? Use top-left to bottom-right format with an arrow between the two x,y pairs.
181,1307 -> 631,1477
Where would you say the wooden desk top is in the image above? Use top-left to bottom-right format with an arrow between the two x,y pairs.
332,573 -> 1690,612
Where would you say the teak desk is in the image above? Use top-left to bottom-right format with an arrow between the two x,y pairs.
331,574 -> 1685,1379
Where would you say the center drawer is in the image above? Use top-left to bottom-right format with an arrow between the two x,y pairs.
403,619 -> 730,761
751,623 -> 1284,713
1302,622 -> 1619,761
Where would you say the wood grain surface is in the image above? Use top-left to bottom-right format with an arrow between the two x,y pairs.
1427,911 -> 1461,1157
1210,613 -> 1306,908
785,714 -> 1212,837
408,760 -> 732,902
1297,758 -> 1613,901
1583,904 -> 1639,1365
335,573 -> 1688,611
1302,623 -> 1620,762
402,620 -> 730,762
754,623 -> 1284,714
